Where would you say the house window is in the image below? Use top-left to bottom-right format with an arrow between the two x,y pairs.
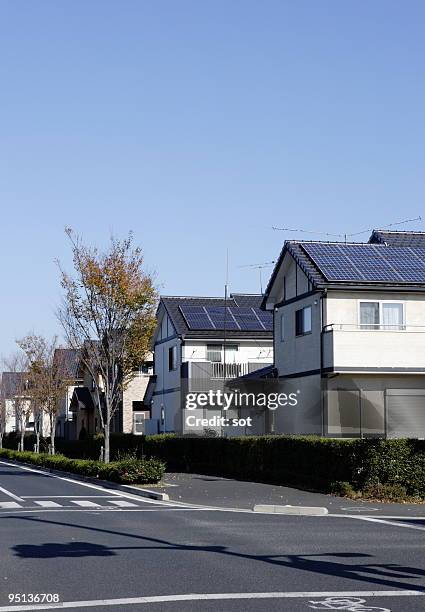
207,344 -> 222,363
360,302 -> 379,329
168,345 -> 178,371
224,344 -> 239,363
133,401 -> 144,411
280,313 -> 285,341
360,301 -> 404,330
295,306 -> 312,336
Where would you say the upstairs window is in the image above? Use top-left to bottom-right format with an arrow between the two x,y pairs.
168,345 -> 178,371
360,301 -> 404,330
295,306 -> 312,336
206,344 -> 222,362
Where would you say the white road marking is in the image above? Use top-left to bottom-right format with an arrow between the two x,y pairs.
109,499 -> 138,507
0,484 -> 24,502
0,590 -> 423,611
0,460 -> 172,506
21,495 -> 119,498
33,501 -> 62,508
0,501 -> 21,509
70,500 -> 102,508
353,516 -> 425,532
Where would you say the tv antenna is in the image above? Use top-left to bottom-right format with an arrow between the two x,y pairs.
271,216 -> 422,243
238,260 -> 275,294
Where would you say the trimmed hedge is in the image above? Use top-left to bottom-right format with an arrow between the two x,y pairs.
0,448 -> 165,485
3,433 -> 425,497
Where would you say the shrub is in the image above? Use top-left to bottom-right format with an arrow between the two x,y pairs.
362,482 -> 408,501
330,481 -> 357,498
0,448 -> 165,485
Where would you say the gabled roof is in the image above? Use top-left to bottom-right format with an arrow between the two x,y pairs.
70,387 -> 94,411
1,372 -> 29,399
369,229 -> 425,247
53,348 -> 82,380
263,231 -> 425,307
159,294 -> 272,340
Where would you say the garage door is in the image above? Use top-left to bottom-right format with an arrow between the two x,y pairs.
386,389 -> 425,438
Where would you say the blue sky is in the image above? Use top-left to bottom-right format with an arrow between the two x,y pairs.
1,0 -> 425,356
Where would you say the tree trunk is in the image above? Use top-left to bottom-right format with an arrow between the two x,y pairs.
20,429 -> 25,452
0,432 -> 3,449
36,431 -> 40,453
50,414 -> 56,455
104,422 -> 110,463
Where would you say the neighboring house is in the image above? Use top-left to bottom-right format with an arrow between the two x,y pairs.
66,351 -> 153,439
262,229 -> 425,439
150,294 -> 274,435
55,348 -> 84,440
0,372 -> 49,437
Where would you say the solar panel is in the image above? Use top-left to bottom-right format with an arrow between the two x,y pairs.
205,307 -> 240,331
179,306 -> 215,330
255,309 -> 274,331
179,305 -> 273,331
301,243 -> 425,284
231,307 -> 264,331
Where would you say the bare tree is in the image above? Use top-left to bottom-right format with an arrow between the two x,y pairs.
57,229 -> 157,462
2,352 -> 32,451
17,334 -> 70,454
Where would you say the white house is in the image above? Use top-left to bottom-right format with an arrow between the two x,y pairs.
262,229 -> 425,439
0,371 -> 49,437
149,294 -> 274,435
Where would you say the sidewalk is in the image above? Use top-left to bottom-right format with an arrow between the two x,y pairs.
154,472 -> 425,516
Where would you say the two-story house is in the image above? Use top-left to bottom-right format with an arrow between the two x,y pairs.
66,350 -> 154,439
0,371 -> 49,437
149,294 -> 273,435
262,230 -> 425,439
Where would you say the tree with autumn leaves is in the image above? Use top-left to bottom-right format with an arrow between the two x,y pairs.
57,229 -> 157,463
17,334 -> 71,454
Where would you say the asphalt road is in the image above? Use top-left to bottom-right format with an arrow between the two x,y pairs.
0,460 -> 424,612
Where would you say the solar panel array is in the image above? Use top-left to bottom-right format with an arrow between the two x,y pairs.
179,305 -> 273,331
301,243 -> 425,283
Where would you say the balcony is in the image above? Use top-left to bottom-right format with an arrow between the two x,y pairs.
210,362 -> 250,379
323,323 -> 425,372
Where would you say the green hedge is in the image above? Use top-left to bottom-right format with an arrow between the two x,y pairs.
4,433 -> 425,496
0,448 -> 165,485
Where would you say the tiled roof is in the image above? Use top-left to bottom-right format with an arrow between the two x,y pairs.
263,233 -> 425,306
369,230 -> 425,247
53,348 -> 82,379
1,372 -> 28,399
160,294 -> 272,339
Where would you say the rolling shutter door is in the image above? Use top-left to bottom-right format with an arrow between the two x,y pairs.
386,389 -> 425,439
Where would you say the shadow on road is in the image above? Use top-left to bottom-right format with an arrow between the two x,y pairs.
8,515 -> 425,592
14,541 -> 115,558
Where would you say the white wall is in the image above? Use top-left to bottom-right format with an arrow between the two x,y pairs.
325,291 -> 425,371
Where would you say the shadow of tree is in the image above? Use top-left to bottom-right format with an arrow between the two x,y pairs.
9,515 -> 425,592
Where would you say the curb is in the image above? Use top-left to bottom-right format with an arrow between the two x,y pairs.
253,504 -> 328,516
0,457 -> 169,502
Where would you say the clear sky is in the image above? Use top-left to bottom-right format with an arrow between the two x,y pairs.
1,0 -> 425,357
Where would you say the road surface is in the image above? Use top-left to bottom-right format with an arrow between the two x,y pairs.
0,460 -> 424,612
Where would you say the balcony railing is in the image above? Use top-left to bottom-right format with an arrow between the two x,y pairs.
323,323 -> 425,332
211,362 -> 249,379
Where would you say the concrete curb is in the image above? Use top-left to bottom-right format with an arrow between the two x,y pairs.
253,504 -> 328,516
0,457 -> 169,502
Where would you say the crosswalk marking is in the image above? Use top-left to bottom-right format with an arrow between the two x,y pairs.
70,500 -> 102,508
0,498 -> 146,511
109,499 -> 138,508
0,501 -> 21,509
